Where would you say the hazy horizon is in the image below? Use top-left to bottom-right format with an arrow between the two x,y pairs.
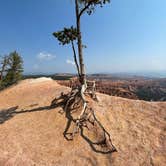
23,71 -> 166,79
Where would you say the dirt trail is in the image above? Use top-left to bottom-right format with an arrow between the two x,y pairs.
0,78 -> 166,166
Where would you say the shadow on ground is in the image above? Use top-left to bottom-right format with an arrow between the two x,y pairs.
0,92 -> 117,155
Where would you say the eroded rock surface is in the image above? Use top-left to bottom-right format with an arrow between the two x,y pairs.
0,78 -> 166,166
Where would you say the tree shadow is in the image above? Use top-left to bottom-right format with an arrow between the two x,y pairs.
79,108 -> 117,154
0,105 -> 55,124
0,93 -> 67,124
0,92 -> 117,155
55,92 -> 117,154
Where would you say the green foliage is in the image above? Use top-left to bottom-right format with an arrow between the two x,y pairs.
53,0 -> 110,46
78,0 -> 110,6
53,26 -> 77,45
78,0 -> 110,15
0,51 -> 23,89
0,55 -> 10,79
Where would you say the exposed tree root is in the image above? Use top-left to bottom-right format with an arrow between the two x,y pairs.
51,84 -> 117,154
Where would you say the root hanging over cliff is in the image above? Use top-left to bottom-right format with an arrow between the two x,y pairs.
51,82 -> 117,154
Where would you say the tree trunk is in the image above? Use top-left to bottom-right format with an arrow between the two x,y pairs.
71,41 -> 80,77
75,0 -> 87,87
0,57 -> 8,80
1,65 -> 5,80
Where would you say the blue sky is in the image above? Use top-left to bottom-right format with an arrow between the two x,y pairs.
0,0 -> 166,75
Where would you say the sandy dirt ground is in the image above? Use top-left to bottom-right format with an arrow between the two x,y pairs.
0,78 -> 166,166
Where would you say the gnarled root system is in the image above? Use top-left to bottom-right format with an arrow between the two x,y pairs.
51,85 -> 117,154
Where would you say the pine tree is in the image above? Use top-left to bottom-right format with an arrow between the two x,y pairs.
53,0 -> 110,87
51,1 -> 116,153
53,0 -> 110,117
0,51 -> 23,89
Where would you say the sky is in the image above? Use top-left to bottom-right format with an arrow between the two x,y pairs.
0,0 -> 166,75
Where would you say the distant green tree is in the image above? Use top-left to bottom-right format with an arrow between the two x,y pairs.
0,51 -> 23,89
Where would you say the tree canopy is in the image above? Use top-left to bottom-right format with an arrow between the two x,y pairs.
0,51 -> 23,89
53,26 -> 77,45
78,0 -> 110,16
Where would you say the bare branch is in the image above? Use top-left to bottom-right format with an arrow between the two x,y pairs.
78,2 -> 92,19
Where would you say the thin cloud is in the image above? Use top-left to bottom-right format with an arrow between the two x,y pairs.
37,52 -> 56,61
66,59 -> 75,66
